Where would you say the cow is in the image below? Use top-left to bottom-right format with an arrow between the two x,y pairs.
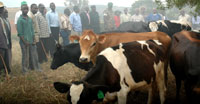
53,40 -> 167,104
51,43 -> 93,71
76,30 -> 171,64
118,20 -> 191,37
170,30 -> 200,103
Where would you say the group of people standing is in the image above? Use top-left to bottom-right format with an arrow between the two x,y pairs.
0,1 -> 199,75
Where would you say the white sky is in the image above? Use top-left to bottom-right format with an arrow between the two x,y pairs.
2,0 -> 138,7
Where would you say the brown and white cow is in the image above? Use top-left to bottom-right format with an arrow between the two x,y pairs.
54,40 -> 166,104
170,30 -> 200,103
74,30 -> 171,64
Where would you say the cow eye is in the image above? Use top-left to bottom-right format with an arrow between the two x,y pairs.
91,42 -> 96,47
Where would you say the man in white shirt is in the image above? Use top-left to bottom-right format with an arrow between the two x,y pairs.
120,8 -> 131,24
192,15 -> 200,29
131,8 -> 144,22
178,9 -> 192,26
14,10 -> 22,29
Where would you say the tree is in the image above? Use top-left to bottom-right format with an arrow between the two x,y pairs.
155,0 -> 200,15
64,0 -> 89,10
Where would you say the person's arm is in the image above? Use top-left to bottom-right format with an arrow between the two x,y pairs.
69,14 -> 74,30
46,12 -> 52,33
30,19 -> 35,44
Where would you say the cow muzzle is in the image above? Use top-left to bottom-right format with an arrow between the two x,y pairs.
79,57 -> 89,63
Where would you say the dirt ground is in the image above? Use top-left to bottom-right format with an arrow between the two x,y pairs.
0,39 -> 192,104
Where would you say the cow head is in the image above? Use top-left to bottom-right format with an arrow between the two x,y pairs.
51,44 -> 67,69
74,30 -> 106,63
54,81 -> 109,104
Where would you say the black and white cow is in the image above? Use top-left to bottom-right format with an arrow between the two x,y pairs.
51,43 -> 93,71
118,20 -> 191,37
54,40 -> 167,104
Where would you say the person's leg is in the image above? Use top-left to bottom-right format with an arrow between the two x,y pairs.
29,44 -> 41,71
0,48 -> 6,74
4,49 -> 11,74
60,30 -> 69,46
19,41 -> 29,73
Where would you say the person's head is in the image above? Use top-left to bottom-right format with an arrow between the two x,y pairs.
84,6 -> 89,13
50,2 -> 56,11
0,1 -> 5,15
21,1 -> 28,16
30,4 -> 38,14
180,9 -> 185,16
135,8 -> 139,15
38,3 -> 45,14
73,5 -> 80,13
3,8 -> 8,18
124,8 -> 128,14
64,8 -> 71,16
108,2 -> 113,10
91,5 -> 96,12
115,10 -> 120,16
153,8 -> 157,14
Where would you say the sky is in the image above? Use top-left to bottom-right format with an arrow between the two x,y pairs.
1,0 -> 138,7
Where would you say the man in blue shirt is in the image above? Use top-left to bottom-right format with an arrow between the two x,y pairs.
46,2 -> 59,56
146,8 -> 162,22
70,6 -> 82,36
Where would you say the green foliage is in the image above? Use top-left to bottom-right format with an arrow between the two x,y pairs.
155,0 -> 200,15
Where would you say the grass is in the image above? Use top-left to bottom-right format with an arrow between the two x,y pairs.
0,37 -> 87,104
0,35 -> 187,104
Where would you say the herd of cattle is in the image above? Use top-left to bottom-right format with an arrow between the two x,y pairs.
50,20 -> 200,104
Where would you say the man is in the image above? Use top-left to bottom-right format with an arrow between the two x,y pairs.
69,6 -> 82,36
27,4 -> 41,71
46,2 -> 60,42
146,8 -> 162,22
120,8 -> 131,24
0,2 -> 11,74
178,9 -> 192,26
80,6 -> 90,30
192,15 -> 200,29
103,2 -> 115,31
36,4 -> 52,63
89,5 -> 100,33
60,8 -> 71,46
131,8 -> 145,22
17,1 -> 34,73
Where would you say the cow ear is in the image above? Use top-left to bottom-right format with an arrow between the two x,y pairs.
97,35 -> 106,44
54,82 -> 71,93
69,35 -> 80,43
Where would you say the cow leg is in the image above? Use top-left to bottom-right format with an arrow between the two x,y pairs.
147,84 -> 153,104
156,66 -> 166,104
117,84 -> 129,104
175,78 -> 181,103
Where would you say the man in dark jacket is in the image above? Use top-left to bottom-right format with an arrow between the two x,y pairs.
80,6 -> 90,30
0,2 -> 11,74
89,5 -> 100,33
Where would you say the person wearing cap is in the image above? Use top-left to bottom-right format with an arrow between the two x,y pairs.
27,3 -> 41,71
17,2 -> 35,73
89,5 -> 100,34
14,1 -> 27,29
0,2 -> 11,74
103,2 -> 115,31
